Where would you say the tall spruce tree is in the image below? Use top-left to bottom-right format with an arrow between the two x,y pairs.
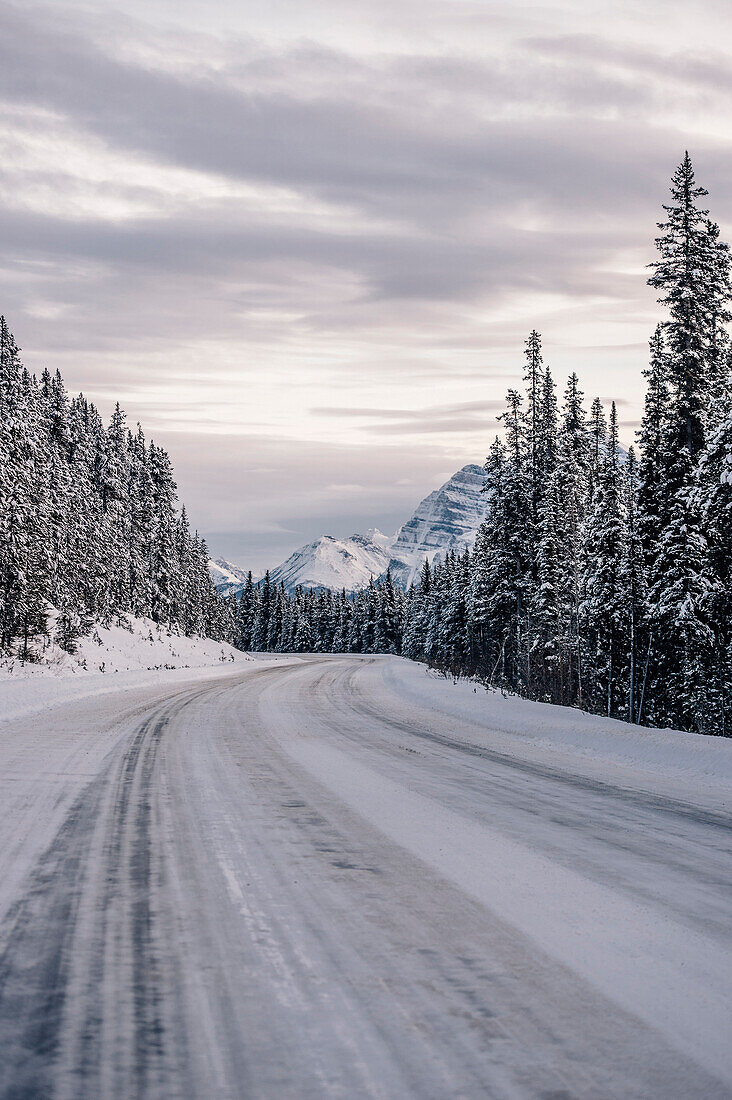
581,403 -> 626,716
643,155 -> 731,730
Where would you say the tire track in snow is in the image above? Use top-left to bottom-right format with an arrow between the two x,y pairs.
0,690 -> 207,1098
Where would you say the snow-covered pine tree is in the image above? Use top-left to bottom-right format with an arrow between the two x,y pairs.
333,589 -> 352,653
523,329 -> 544,523
534,368 -> 566,700
648,153 -> 729,486
556,372 -> 592,702
690,384 -> 732,734
402,560 -> 432,662
251,570 -> 272,651
647,492 -> 715,731
643,154 -> 731,730
146,442 -> 180,628
293,589 -> 314,652
638,327 -> 670,558
374,568 -> 400,654
589,397 -> 607,494
471,436 -> 522,686
620,447 -> 647,724
581,403 -> 627,716
495,390 -> 533,687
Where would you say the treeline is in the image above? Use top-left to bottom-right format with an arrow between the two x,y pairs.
0,323 -> 231,658
402,155 -> 732,736
232,570 -> 405,654
236,155 -> 732,737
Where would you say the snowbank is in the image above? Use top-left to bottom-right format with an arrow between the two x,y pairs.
379,658 -> 732,798
0,613 -> 243,679
0,614 -> 249,724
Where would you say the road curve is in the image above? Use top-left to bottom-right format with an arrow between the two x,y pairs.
0,655 -> 730,1099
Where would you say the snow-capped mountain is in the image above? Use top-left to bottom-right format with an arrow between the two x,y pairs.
268,530 -> 394,593
208,557 -> 250,594
387,464 -> 486,588
210,466 -> 486,595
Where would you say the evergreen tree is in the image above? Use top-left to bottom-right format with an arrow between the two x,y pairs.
534,369 -> 564,699
649,153 -> 730,479
523,329 -> 544,524
581,404 -> 626,716
644,155 -> 731,728
556,372 -> 592,701
621,447 -> 646,724
690,388 -> 732,733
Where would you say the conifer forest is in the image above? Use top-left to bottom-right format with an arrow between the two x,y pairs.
0,324 -> 232,657
2,155 -> 731,736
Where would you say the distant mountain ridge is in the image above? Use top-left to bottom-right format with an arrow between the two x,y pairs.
209,464 -> 486,594
387,464 -> 485,588
267,530 -> 394,592
208,558 -> 250,595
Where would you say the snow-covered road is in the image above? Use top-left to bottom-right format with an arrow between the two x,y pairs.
0,655 -> 730,1098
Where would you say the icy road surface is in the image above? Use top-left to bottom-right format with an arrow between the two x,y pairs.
0,655 -> 730,1099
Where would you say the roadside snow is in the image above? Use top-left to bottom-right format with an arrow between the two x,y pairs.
0,613 -> 243,680
378,659 -> 732,800
0,613 -> 249,724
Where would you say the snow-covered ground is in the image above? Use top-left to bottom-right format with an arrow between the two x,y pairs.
0,613 -> 247,724
380,660 -> 732,805
0,654 -> 729,1097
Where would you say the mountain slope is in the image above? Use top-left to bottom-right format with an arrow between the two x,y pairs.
210,465 -> 486,595
269,531 -> 393,593
387,464 -> 485,587
208,558 -> 250,594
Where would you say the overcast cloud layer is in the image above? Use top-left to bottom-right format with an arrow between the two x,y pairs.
2,0 -> 732,569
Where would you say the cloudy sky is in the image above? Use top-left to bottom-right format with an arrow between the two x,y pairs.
2,0 -> 732,569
